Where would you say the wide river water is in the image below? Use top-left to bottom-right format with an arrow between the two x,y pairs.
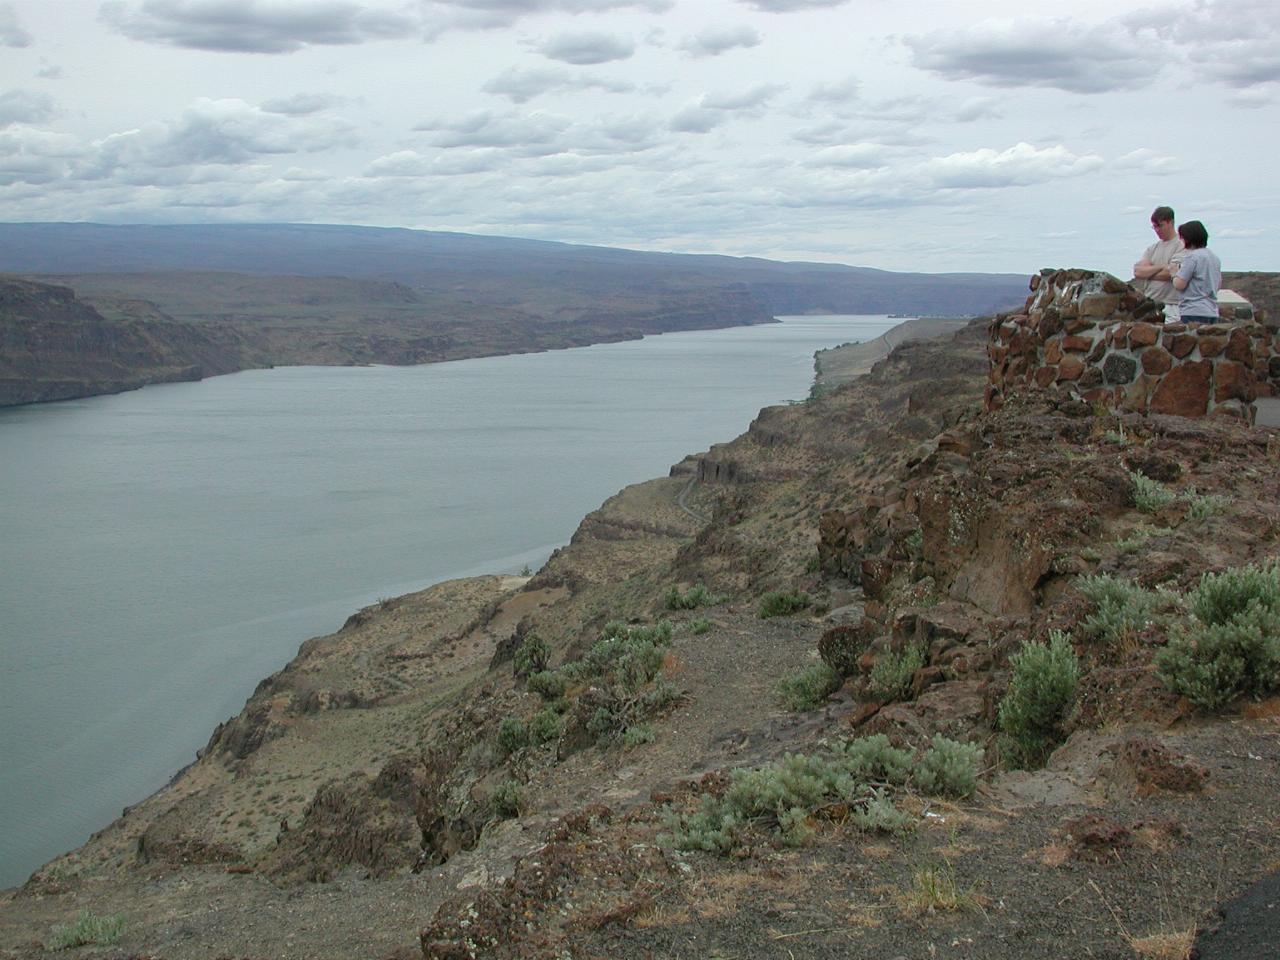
0,314 -> 899,887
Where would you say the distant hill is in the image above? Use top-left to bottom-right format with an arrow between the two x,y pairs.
0,222 -> 1026,317
0,223 -> 1029,406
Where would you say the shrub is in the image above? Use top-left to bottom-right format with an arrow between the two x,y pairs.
563,621 -> 672,694
1076,574 -> 1164,646
528,707 -> 563,745
495,717 -> 528,756
513,635 -> 549,677
665,584 -> 724,610
839,734 -> 914,784
913,735 -> 984,798
623,724 -> 656,748
867,643 -> 926,703
47,911 -> 125,951
586,704 -> 624,744
849,791 -> 914,834
777,662 -> 842,711
492,779 -> 522,818
665,734 -> 982,854
905,528 -> 924,559
1156,562 -> 1280,709
688,618 -> 712,635
997,632 -> 1079,768
759,590 -> 810,619
526,669 -> 565,701
1184,487 -> 1230,520
1129,470 -> 1176,514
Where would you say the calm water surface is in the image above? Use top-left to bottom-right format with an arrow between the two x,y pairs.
0,315 -> 898,886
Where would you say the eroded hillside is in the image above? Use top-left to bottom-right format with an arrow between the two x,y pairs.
4,314 -> 1280,960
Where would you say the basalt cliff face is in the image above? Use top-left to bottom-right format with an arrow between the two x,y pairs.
0,277 -> 254,406
4,281 -> 1280,960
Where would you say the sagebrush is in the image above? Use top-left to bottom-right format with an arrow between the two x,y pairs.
997,631 -> 1079,768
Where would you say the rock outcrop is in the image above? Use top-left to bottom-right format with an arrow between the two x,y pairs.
0,276 -> 252,406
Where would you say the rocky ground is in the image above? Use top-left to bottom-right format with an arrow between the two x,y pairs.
4,313 -> 1280,960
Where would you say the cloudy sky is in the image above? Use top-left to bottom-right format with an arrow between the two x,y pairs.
1,0 -> 1276,275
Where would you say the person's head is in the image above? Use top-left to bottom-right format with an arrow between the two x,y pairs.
1178,220 -> 1209,249
1151,206 -> 1176,242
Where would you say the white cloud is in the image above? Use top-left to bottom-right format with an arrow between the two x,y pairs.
0,1 -> 31,47
1124,0 -> 1280,88
907,17 -> 1160,94
953,96 -> 1001,122
922,142 -> 1103,189
678,24 -> 760,58
261,93 -> 343,115
100,0 -> 418,54
536,30 -> 634,65
416,110 -> 573,154
0,89 -> 55,127
481,66 -> 634,104
807,74 -> 859,103
701,83 -> 784,110
1114,148 -> 1181,175
738,0 -> 848,10
807,143 -> 894,169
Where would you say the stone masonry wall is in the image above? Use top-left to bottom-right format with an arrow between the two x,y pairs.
986,268 -> 1275,421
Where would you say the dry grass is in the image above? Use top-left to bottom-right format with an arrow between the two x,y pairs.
899,862 -> 987,915
1123,928 -> 1196,960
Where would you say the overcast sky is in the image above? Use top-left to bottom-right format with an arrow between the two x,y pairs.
1,0 -> 1276,275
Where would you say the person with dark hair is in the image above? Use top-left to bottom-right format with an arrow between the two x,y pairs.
1172,220 -> 1221,325
1133,205 -> 1183,320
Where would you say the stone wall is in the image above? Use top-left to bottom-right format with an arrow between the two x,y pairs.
986,269 -> 1275,421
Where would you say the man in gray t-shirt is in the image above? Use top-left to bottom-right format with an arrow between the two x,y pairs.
1133,205 -> 1184,319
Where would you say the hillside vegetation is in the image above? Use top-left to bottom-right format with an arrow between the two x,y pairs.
5,302 -> 1280,959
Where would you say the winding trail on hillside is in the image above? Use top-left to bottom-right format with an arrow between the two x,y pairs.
675,475 -> 708,523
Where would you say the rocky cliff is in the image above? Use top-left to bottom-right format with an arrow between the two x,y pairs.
4,282 -> 1280,960
0,277 -> 255,406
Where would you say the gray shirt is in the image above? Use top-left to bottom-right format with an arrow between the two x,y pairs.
1176,248 -> 1222,319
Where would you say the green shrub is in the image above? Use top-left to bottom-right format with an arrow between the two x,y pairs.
838,734 -> 914,784
759,591 -> 810,619
688,618 -> 712,635
526,669 -> 566,701
513,635 -> 549,677
1184,487 -> 1230,520
905,528 -> 924,559
623,724 -> 656,748
586,704 -> 624,744
496,717 -> 528,756
665,734 -> 982,854
492,779 -> 522,818
1156,562 -> 1280,709
1129,470 -> 1176,514
563,621 -> 672,694
777,662 -> 842,711
665,584 -> 725,610
997,632 -> 1079,768
850,791 -> 914,834
528,707 -> 563,745
913,735 -> 984,797
1076,573 -> 1165,645
867,643 -> 926,703
47,911 -> 125,951
1189,562 -> 1280,626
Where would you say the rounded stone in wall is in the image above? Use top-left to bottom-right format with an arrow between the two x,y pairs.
1103,353 -> 1138,384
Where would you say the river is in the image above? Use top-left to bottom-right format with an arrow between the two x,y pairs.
0,314 -> 900,886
